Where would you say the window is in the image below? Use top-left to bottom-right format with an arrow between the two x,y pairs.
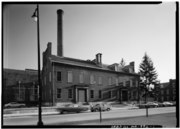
133,91 -> 137,99
108,77 -> 112,86
108,91 -> 111,98
57,71 -> 62,82
57,88 -> 61,98
112,90 -> 116,97
166,89 -> 169,95
44,76 -> 46,85
90,74 -> 95,84
161,96 -> 164,101
119,82 -> 123,87
90,90 -> 94,98
49,72 -> 51,82
173,89 -> 176,94
160,84 -> 164,88
115,78 -> 118,86
98,76 -> 102,85
132,79 -> 136,87
68,89 -> 73,98
99,90 -> 102,98
67,71 -> 73,83
161,90 -> 164,95
126,81 -> 130,87
79,71 -> 84,83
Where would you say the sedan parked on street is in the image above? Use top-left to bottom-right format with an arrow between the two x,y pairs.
163,102 -> 173,107
146,102 -> 158,108
153,101 -> 164,107
4,102 -> 26,108
138,102 -> 158,108
90,103 -> 111,112
56,104 -> 89,114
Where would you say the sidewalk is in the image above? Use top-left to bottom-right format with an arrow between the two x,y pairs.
3,106 -> 135,117
3,105 -> 133,117
62,112 -> 176,128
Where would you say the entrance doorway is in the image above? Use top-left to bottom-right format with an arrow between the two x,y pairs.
78,89 -> 87,102
122,90 -> 128,101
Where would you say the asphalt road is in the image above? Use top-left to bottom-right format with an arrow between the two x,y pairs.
3,107 -> 175,126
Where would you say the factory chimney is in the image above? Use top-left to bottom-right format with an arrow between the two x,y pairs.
57,9 -> 63,56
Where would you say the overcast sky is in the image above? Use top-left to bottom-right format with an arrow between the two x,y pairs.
3,3 -> 176,83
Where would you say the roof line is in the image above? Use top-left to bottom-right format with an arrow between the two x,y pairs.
50,59 -> 139,76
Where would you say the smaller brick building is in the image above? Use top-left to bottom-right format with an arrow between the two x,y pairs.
3,68 -> 39,105
155,79 -> 176,102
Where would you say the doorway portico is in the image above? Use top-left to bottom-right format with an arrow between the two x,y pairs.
73,84 -> 89,103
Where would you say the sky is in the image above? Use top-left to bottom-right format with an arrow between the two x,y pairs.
3,3 -> 176,83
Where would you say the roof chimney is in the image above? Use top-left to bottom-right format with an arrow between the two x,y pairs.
96,53 -> 102,66
57,9 -> 63,56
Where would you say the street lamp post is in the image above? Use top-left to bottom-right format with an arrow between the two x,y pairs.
32,4 -> 43,126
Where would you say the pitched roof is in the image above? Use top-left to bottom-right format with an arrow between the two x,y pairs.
49,55 -> 139,76
160,82 -> 169,88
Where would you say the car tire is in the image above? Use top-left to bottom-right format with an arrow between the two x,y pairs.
60,111 -> 64,114
107,108 -> 110,111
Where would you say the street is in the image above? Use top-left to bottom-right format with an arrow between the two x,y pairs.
3,107 -> 176,126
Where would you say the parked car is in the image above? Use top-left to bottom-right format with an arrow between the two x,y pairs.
153,101 -> 164,107
163,102 -> 173,107
56,104 -> 89,114
138,102 -> 158,108
146,102 -> 158,108
4,102 -> 26,108
90,103 -> 111,112
156,102 -> 164,107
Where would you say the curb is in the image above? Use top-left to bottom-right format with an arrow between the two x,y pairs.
3,111 -> 60,118
3,106 -> 136,118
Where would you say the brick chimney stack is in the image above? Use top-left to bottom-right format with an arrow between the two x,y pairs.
57,9 -> 64,56
96,53 -> 102,66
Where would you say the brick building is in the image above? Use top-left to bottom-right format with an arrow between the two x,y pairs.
3,68 -> 39,105
42,9 -> 140,106
155,79 -> 176,102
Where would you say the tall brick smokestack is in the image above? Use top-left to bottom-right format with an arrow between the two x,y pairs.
57,9 -> 63,56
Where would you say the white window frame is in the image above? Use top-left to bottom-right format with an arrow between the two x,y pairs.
68,89 -> 73,98
108,77 -> 112,86
90,90 -> 94,98
98,76 -> 102,85
67,71 -> 73,83
90,74 -> 95,84
115,78 -> 118,86
79,71 -> 84,83
57,88 -> 61,98
56,71 -> 62,82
